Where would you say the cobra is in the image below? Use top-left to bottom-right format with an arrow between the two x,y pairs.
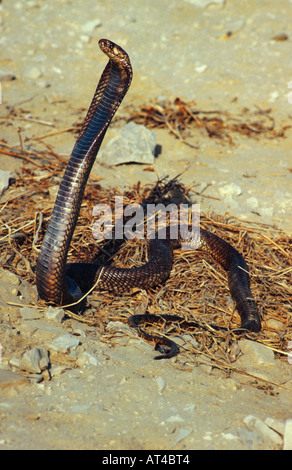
36,39 -> 261,341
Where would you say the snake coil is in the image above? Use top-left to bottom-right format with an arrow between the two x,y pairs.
36,40 -> 261,356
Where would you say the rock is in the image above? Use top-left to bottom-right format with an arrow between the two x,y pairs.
265,318 -> 286,330
243,415 -> 282,446
18,347 -> 50,374
221,432 -> 238,441
218,182 -> 242,198
44,306 -> 65,323
19,307 -> 43,320
0,268 -> 20,287
0,170 -> 12,195
155,375 -> 166,394
171,428 -> 192,447
49,334 -> 81,353
238,340 -> 274,366
283,419 -> 292,450
166,414 -> 184,423
81,19 -> 102,33
76,352 -> 102,368
99,122 -> 156,165
24,66 -> 42,80
194,63 -> 208,73
246,196 -> 259,210
105,321 -> 132,335
0,369 -> 28,390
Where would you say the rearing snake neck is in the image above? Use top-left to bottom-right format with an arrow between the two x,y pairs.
36,40 -> 261,357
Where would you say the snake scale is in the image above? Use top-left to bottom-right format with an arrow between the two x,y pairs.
36,39 -> 261,357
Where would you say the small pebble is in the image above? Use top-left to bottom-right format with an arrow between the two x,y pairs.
44,306 -> 65,323
171,428 -> 192,447
155,375 -> 166,394
166,414 -> 184,423
218,182 -> 242,198
76,352 -> 102,368
246,196 -> 259,210
24,66 -> 42,80
81,19 -> 102,34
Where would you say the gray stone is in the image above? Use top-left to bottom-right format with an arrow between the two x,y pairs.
19,307 -> 43,320
238,340 -> 274,366
76,352 -> 102,368
44,306 -> 65,323
24,66 -> 42,80
19,347 -> 50,374
81,19 -> 102,33
155,375 -> 166,394
0,268 -> 20,287
243,415 -> 282,446
49,334 -> 81,353
99,122 -> 156,165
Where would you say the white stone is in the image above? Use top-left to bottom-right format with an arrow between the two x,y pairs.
155,376 -> 166,394
19,347 -> 49,374
166,414 -> 184,423
24,66 -> 42,80
49,334 -> 80,353
218,183 -> 242,198
99,122 -> 156,165
243,415 -> 282,445
238,340 -> 274,365
45,306 -> 65,323
246,196 -> 259,209
19,307 -> 42,320
194,63 -> 208,73
76,352 -> 101,368
81,19 -> 102,34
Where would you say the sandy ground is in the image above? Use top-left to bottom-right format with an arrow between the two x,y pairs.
0,0 -> 291,451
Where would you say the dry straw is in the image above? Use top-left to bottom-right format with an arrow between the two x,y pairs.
0,100 -> 291,386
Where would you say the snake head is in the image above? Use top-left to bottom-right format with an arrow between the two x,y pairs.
98,38 -> 132,70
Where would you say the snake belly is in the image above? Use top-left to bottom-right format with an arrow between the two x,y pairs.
36,39 -> 261,335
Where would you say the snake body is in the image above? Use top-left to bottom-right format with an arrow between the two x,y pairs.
36,39 -> 261,345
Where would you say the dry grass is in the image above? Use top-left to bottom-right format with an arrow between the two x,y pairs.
0,144 -> 291,378
1,96 -> 291,385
